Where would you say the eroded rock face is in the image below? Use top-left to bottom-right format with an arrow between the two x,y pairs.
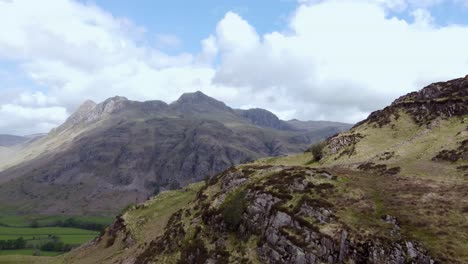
327,133 -> 364,155
132,166 -> 435,264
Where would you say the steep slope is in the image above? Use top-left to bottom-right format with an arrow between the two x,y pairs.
0,92 -> 346,215
63,76 -> 467,264
323,75 -> 468,170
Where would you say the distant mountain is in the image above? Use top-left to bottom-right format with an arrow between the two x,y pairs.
236,108 -> 292,130
287,119 -> 352,132
0,92 -> 349,215
0,134 -> 28,147
64,76 -> 468,264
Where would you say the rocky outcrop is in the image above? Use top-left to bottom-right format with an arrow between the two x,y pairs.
56,96 -> 171,132
433,139 -> 468,162
133,166 -> 435,264
356,75 -> 468,128
237,108 -> 293,130
326,133 -> 364,155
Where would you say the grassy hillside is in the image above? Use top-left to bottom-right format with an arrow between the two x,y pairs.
60,182 -> 204,264
57,76 -> 467,264
64,160 -> 467,263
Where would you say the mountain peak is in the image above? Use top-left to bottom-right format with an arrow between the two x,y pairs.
102,96 -> 128,104
172,91 -> 231,113
176,91 -> 216,103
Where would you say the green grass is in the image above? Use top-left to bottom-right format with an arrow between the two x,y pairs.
0,255 -> 55,264
0,249 -> 61,256
0,226 -> 98,246
124,182 -> 205,242
62,182 -> 205,264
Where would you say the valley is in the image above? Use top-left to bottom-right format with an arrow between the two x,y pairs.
0,76 -> 466,263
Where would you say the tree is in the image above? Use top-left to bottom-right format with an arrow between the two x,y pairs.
309,141 -> 326,161
30,219 -> 39,228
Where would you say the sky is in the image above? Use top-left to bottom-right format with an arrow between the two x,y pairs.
0,0 -> 467,135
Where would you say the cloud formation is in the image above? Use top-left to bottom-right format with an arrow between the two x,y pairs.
0,0 -> 467,135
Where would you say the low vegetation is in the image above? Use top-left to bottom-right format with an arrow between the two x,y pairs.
307,141 -> 326,161
220,189 -> 247,230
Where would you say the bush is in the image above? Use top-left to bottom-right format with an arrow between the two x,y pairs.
40,240 -> 73,252
43,217 -> 107,231
0,237 -> 26,250
220,190 -> 247,230
309,141 -> 326,161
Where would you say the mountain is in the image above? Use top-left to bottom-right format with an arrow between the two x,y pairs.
0,92 -> 350,215
287,119 -> 352,132
62,76 -> 468,264
236,108 -> 292,130
0,134 -> 28,147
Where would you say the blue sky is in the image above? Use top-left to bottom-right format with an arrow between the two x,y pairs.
86,0 -> 298,53
86,0 -> 468,54
0,0 -> 467,135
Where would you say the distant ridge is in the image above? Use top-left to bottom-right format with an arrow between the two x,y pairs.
0,91 -> 350,215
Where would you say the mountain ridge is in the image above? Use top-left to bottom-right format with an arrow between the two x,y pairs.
0,92 -> 351,215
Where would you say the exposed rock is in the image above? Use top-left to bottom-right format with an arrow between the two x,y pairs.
327,133 -> 364,155
357,162 -> 401,176
133,166 -> 435,264
356,75 -> 468,128
237,108 -> 293,130
433,139 -> 468,162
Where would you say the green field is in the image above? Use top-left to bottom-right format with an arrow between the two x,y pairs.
0,226 -> 98,245
0,213 -> 112,257
0,249 -> 61,256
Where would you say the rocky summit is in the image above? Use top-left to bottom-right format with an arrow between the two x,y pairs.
60,76 -> 468,264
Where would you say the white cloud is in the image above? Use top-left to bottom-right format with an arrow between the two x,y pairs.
211,0 -> 468,121
155,33 -> 182,49
0,0 -> 467,135
0,104 -> 68,135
